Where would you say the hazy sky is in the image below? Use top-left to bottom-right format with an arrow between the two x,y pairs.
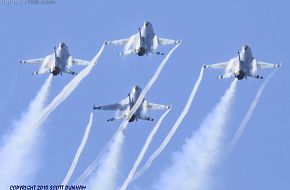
0,0 -> 289,190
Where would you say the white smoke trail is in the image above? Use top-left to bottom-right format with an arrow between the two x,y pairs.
74,125 -> 121,185
153,79 -> 237,190
74,151 -> 101,184
227,71 -> 276,153
87,131 -> 124,190
62,112 -> 94,185
132,66 -> 204,181
36,44 -> 105,128
0,72 -> 18,115
75,43 -> 180,184
0,75 -> 53,189
119,108 -> 172,190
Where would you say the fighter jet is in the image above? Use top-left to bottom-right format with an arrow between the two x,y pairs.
105,21 -> 181,56
93,85 -> 171,122
20,42 -> 90,76
204,45 -> 281,80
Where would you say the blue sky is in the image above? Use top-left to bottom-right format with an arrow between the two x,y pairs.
0,0 -> 289,189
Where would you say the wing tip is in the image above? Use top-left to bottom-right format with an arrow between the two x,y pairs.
176,39 -> 182,44
19,59 -> 26,64
93,104 -> 101,110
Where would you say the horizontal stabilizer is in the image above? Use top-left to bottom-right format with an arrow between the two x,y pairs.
249,74 -> 263,79
217,73 -> 233,79
107,117 -> 116,122
137,115 -> 154,121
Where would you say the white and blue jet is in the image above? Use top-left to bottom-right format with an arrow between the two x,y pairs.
204,45 -> 281,80
105,21 -> 181,56
93,85 -> 171,122
20,42 -> 90,76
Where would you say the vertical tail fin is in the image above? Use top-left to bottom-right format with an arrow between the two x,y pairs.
237,50 -> 243,69
138,27 -> 143,46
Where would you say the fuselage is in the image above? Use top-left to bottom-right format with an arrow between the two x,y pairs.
233,45 -> 254,80
127,85 -> 143,122
135,21 -> 155,56
51,42 -> 70,75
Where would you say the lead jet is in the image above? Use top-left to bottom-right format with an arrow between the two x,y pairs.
20,42 -> 90,76
105,21 -> 181,56
93,85 -> 171,122
204,45 -> 281,80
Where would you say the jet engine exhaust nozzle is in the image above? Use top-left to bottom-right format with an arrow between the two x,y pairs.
51,66 -> 61,76
136,47 -> 146,56
235,70 -> 245,80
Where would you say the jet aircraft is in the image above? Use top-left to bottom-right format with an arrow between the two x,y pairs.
105,21 -> 181,56
204,45 -> 281,80
93,85 -> 171,122
20,42 -> 90,76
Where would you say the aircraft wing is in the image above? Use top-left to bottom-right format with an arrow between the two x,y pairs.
20,54 -> 54,69
136,114 -> 154,121
93,103 -> 125,111
158,37 -> 181,45
204,56 -> 238,69
20,54 -> 54,75
105,38 -> 130,46
72,58 -> 91,66
204,61 -> 229,69
256,60 -> 281,69
94,97 -> 129,111
19,58 -> 45,64
145,102 -> 171,111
